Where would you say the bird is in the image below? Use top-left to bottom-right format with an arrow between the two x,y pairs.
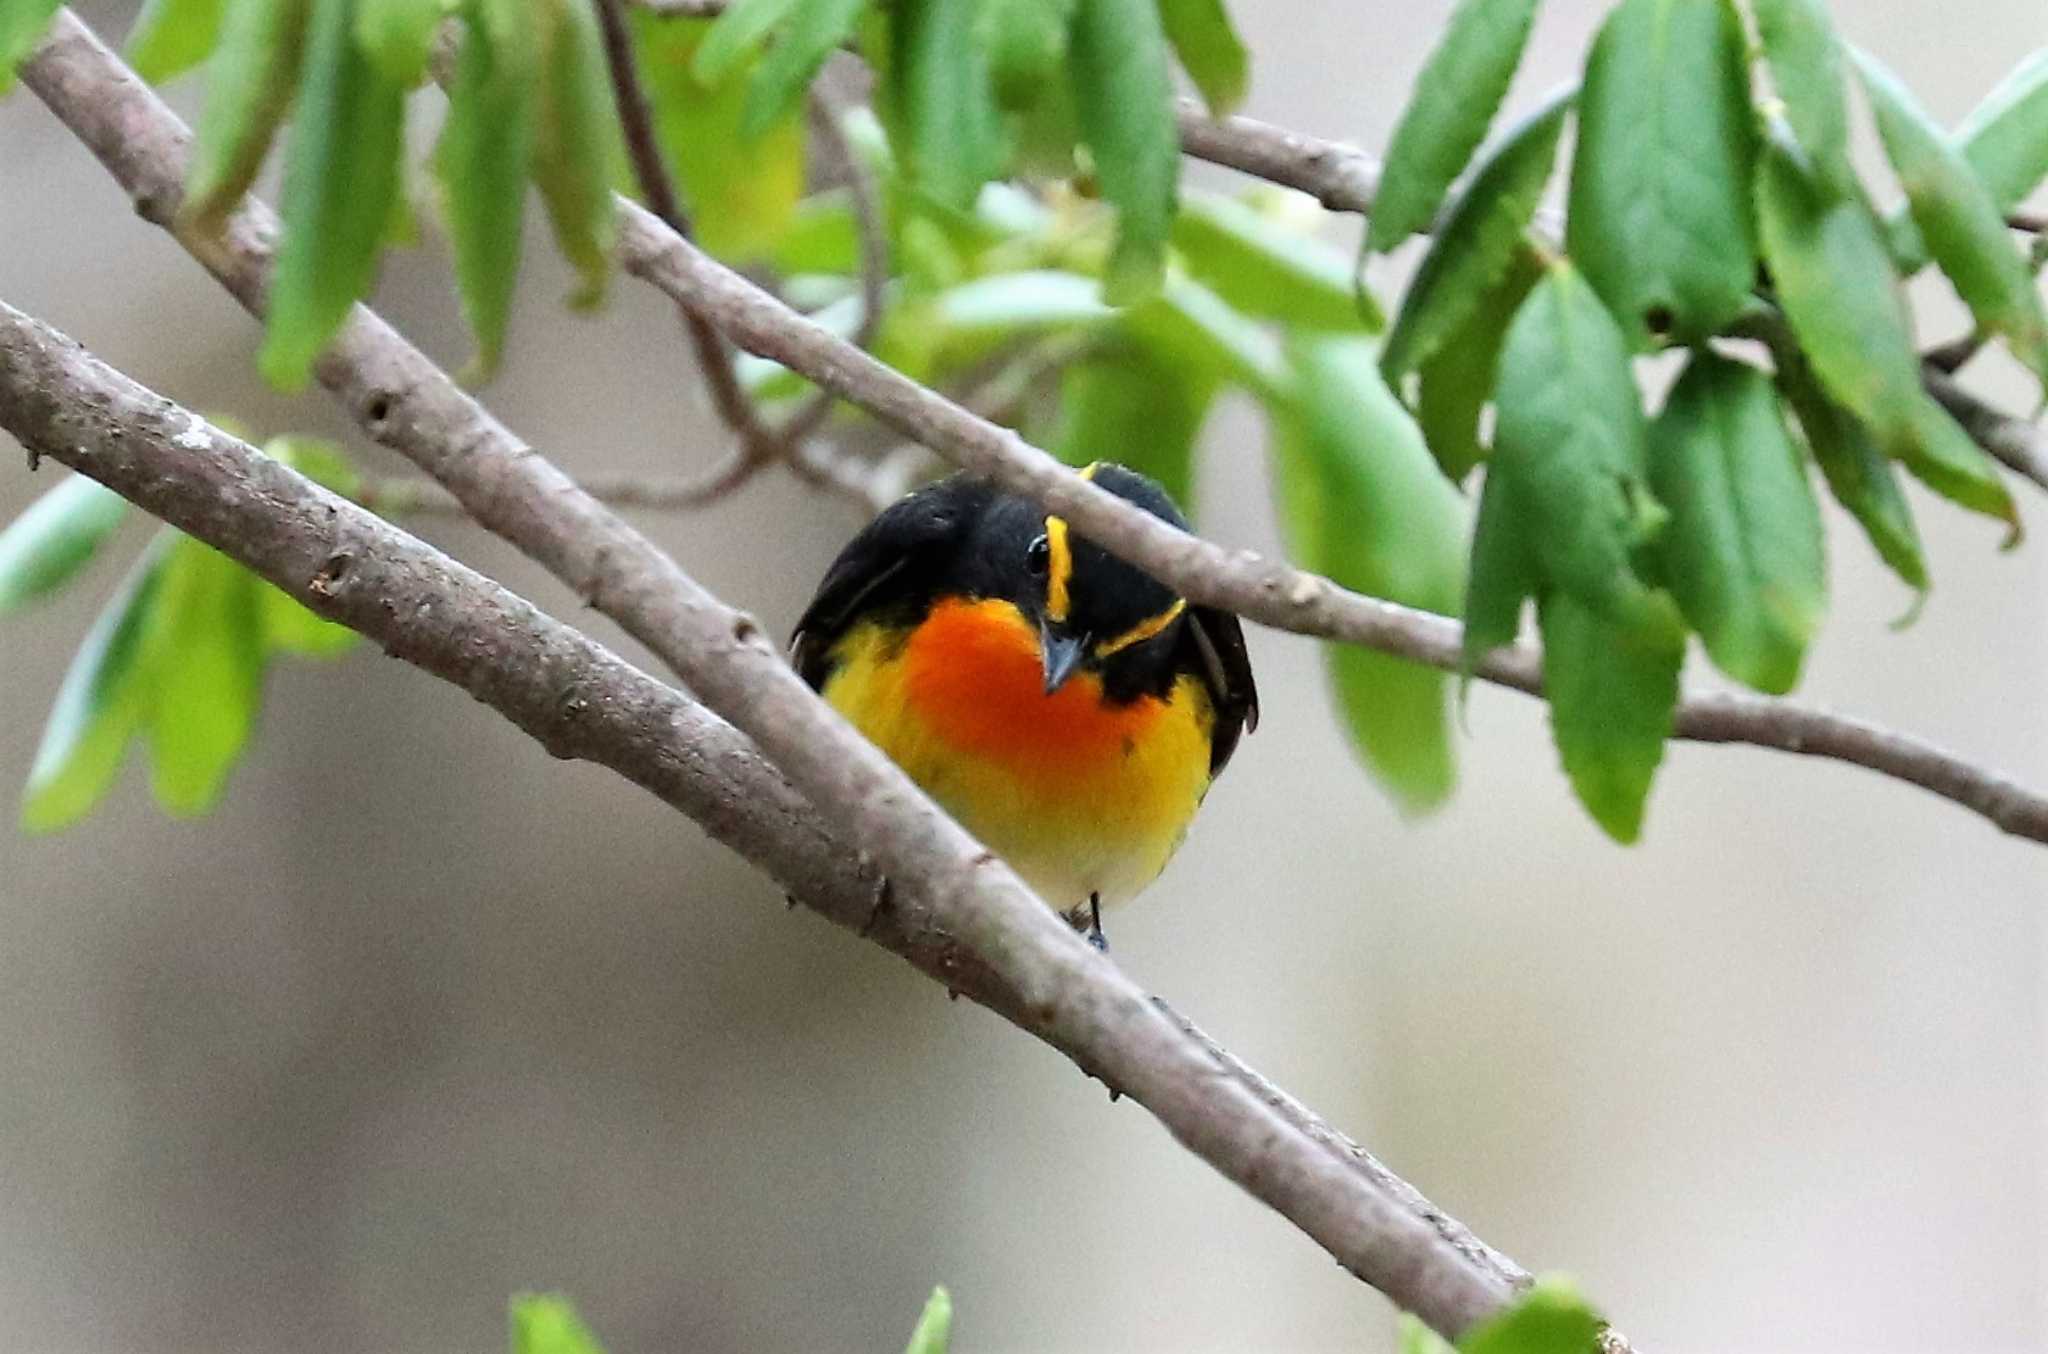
790,462 -> 1257,950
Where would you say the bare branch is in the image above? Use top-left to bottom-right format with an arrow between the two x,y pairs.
0,285 -> 1516,1338
15,17 -> 1532,1337
1924,362 -> 2048,495
1175,98 -> 1384,214
588,0 -> 774,456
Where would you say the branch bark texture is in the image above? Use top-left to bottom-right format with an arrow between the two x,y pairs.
16,16 -> 1531,1338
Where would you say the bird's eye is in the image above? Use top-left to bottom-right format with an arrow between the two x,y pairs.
1025,535 -> 1050,577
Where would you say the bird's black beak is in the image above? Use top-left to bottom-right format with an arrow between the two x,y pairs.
1040,623 -> 1088,694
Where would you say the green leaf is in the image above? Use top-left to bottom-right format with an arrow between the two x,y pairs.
510,1294 -> 607,1354
1069,0 -> 1179,302
692,0 -> 800,83
633,11 -> 808,260
1365,0 -> 1542,254
1775,350 -> 1927,593
1755,132 -> 2018,529
435,3 -> 540,382
265,434 -> 362,495
1750,0 -> 1854,197
1157,0 -> 1248,115
983,0 -> 1075,107
532,0 -> 621,308
1382,86 -> 1569,380
885,0 -> 1008,211
1399,1315 -> 1456,1354
1566,0 -> 1758,344
902,1286 -> 952,1354
1124,276 -> 1286,396
258,0 -> 408,389
1173,192 -> 1379,332
1956,49 -> 2048,212
1855,46 -> 2048,388
258,581 -> 358,657
354,0 -> 447,84
0,0 -> 62,96
1052,343 -> 1214,512
1487,262 -> 1668,627
1461,460 -> 1538,659
143,537 -> 265,817
1414,249 -> 1542,482
125,0 -> 227,83
1649,353 -> 1825,694
1539,589 -> 1683,843
742,0 -> 869,138
19,537 -> 171,834
929,269 -> 1110,333
1272,336 -> 1468,812
0,472 -> 129,614
1460,1277 -> 1605,1354
183,0 -> 313,229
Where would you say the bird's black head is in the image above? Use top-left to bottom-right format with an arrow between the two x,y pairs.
958,463 -> 1190,701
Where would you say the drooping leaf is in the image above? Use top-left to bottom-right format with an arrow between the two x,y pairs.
1069,0 -> 1179,302
1051,344 -> 1214,512
435,1 -> 540,382
143,538 -> 266,817
1461,450 -> 1539,661
1750,0 -> 1854,197
183,0 -> 313,229
1539,590 -> 1683,843
1649,353 -> 1825,693
0,472 -> 129,614
354,0 -> 447,84
1755,132 -> 2018,529
1382,86 -> 1569,380
0,0 -> 62,96
983,0 -> 1075,107
1365,0 -> 1542,255
1157,0 -> 1248,115
1125,276 -> 1286,396
1485,261 -> 1668,627
691,0 -> 800,83
1172,192 -> 1378,332
532,0 -> 621,308
1458,1278 -> 1605,1354
902,1286 -> 953,1354
884,0 -> 1008,210
632,10 -> 807,259
1566,0 -> 1757,344
258,0 -> 408,389
1775,349 -> 1927,593
510,1295 -> 607,1354
1955,49 -> 2048,212
1271,336 -> 1468,812
1414,249 -> 1542,482
1855,45 -> 2048,388
19,537 -> 171,834
125,0 -> 227,83
741,0 -> 870,138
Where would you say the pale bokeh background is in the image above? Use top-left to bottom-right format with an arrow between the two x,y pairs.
2,2 -> 2044,1351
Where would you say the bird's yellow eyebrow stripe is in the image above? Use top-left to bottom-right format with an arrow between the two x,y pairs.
1096,599 -> 1186,657
1043,465 -> 1102,624
1043,515 -> 1074,623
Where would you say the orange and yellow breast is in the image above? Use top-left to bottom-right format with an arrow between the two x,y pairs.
821,598 -> 1215,908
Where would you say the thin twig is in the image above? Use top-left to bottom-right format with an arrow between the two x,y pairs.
589,0 -> 778,458
1925,362 -> 2048,494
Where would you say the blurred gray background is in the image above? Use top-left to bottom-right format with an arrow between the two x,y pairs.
3,2 -> 2044,1350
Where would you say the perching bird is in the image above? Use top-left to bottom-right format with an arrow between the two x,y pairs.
791,462 -> 1257,949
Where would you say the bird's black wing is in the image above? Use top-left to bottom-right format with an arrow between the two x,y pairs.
789,474 -> 987,689
1184,605 -> 1258,776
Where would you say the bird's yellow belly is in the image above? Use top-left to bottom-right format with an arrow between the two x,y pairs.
821,600 -> 1215,909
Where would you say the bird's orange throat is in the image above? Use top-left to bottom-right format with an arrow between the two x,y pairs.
894,598 -> 1167,781
819,597 -> 1216,907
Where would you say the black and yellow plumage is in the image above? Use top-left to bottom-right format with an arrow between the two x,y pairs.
791,463 -> 1257,941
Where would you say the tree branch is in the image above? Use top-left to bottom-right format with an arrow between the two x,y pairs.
15,16 -> 1533,1338
1923,363 -> 2048,495
0,287 -> 1523,1341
